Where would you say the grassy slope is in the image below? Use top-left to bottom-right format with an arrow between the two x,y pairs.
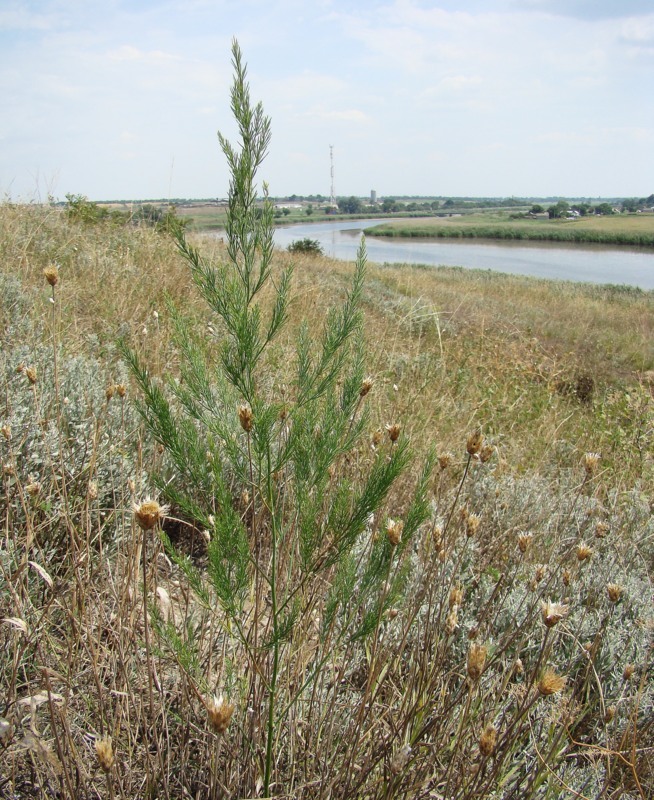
1,204 -> 653,797
367,211 -> 654,247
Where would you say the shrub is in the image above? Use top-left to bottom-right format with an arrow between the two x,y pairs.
288,236 -> 324,255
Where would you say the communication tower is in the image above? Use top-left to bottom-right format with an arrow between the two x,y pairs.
330,145 -> 335,209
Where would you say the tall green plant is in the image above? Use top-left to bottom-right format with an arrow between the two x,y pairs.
122,39 -> 432,797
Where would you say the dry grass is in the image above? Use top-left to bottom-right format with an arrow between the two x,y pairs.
1,203 -> 653,798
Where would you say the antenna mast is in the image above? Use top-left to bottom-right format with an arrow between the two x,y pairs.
330,144 -> 335,208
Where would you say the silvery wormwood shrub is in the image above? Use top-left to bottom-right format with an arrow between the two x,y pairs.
121,40 -> 434,798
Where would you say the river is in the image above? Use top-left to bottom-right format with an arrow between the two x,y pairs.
272,218 -> 654,290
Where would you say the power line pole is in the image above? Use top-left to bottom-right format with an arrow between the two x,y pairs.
330,144 -> 335,208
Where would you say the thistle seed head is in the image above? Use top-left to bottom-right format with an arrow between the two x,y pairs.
386,423 -> 401,443
606,583 -> 623,603
538,669 -> 567,696
95,736 -> 115,772
576,543 -> 593,562
583,452 -> 600,476
517,532 -> 533,554
359,377 -> 373,397
238,404 -> 253,432
206,695 -> 235,735
467,643 -> 487,681
541,600 -> 569,628
479,724 -> 497,757
133,498 -> 169,531
43,264 -> 59,287
466,430 -> 483,456
386,518 -> 404,547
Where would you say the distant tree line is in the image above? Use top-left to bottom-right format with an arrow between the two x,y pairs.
64,194 -> 187,234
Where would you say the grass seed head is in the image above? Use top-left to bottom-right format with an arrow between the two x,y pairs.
95,736 -> 115,772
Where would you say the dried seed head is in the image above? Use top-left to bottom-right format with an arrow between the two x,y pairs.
95,736 -> 115,772
25,367 -> 37,385
583,452 -> 600,476
467,643 -> 488,681
562,569 -> 571,587
538,669 -> 567,696
449,585 -> 464,609
238,404 -> 253,432
606,583 -> 623,603
105,385 -> 116,401
240,489 -> 250,506
517,532 -> 533,554
88,481 -> 98,500
444,608 -> 458,634
3,463 -> 15,476
465,513 -> 481,538
595,521 -> 610,538
371,429 -> 383,446
26,481 -> 41,496
386,423 -> 401,443
604,706 -> 616,724
386,518 -> 404,547
359,377 -> 373,397
206,695 -> 235,735
133,498 -> 169,531
479,725 -> 497,757
390,744 -> 412,775
534,565 -> 546,583
115,383 -> 126,398
432,524 -> 443,547
1,425 -> 10,440
513,658 -> 524,676
479,444 -> 494,464
43,264 -> 59,287
541,600 -> 569,628
466,430 -> 483,456
576,543 -> 592,562
438,452 -> 453,470
623,664 -> 635,681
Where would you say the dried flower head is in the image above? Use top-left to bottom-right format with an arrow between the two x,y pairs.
133,498 -> 169,531
95,736 -> 115,772
466,430 -> 483,456
595,521 -> 609,538
105,384 -> 116,401
386,423 -> 401,443
438,452 -> 453,470
206,695 -> 235,735
606,584 -> 623,603
359,377 -> 373,397
371,429 -> 383,447
562,569 -> 571,587
467,643 -> 488,681
604,706 -> 616,724
386,518 -> 404,547
513,658 -> 524,676
623,664 -> 635,681
583,452 -> 600,476
449,585 -> 464,609
88,481 -> 98,500
444,608 -> 458,635
25,367 -> 37,385
479,725 -> 497,757
43,264 -> 59,287
238,404 -> 253,432
576,543 -> 592,562
26,481 -> 41,496
538,669 -> 567,696
1,425 -> 10,440
390,744 -> 412,775
479,444 -> 494,463
517,532 -> 533,554
115,383 -> 126,398
534,565 -> 546,583
541,600 -> 569,628
432,524 -> 443,548
465,513 -> 481,538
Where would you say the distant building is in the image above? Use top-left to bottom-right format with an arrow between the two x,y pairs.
371,190 -> 377,205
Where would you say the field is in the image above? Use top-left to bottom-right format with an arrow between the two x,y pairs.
1,45 -> 653,799
367,212 -> 654,247
1,198 -> 653,799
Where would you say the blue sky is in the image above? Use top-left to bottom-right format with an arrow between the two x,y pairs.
1,0 -> 653,201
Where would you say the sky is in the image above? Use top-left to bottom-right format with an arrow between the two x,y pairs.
1,0 -> 653,201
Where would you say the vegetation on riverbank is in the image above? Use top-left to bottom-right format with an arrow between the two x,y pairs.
367,212 -> 654,248
1,45 -> 653,800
